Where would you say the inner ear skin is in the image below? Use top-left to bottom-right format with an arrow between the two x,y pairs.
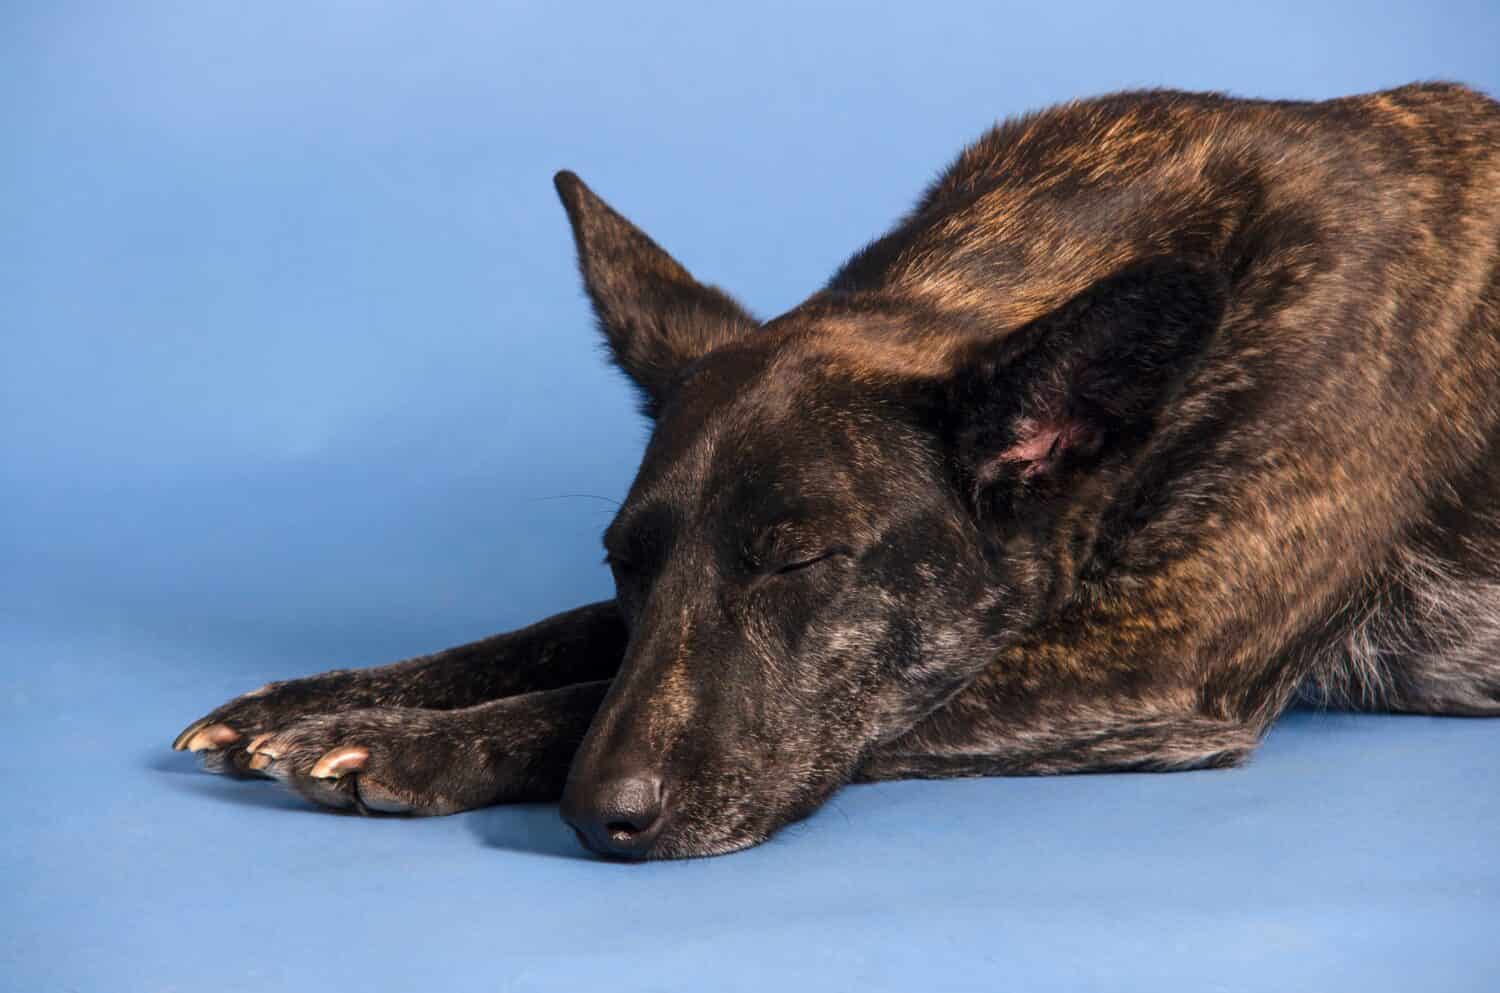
947,259 -> 1226,513
988,416 -> 1103,481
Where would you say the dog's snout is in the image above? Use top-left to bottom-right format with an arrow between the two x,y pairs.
561,771 -> 666,860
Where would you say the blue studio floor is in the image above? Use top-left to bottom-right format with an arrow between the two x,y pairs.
3,617 -> 1497,992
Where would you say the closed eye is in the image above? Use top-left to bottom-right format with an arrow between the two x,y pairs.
773,548 -> 849,575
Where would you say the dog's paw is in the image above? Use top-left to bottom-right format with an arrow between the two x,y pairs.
171,672 -> 369,778
239,709 -> 500,815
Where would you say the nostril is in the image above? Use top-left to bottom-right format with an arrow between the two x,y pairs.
606,820 -> 642,841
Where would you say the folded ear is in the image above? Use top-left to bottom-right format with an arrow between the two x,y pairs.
944,259 -> 1226,520
553,172 -> 756,416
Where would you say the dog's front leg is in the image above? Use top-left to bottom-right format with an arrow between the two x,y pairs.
855,679 -> 1260,782
173,601 -> 627,776
855,707 -> 1258,781
238,680 -> 612,814
855,632 -> 1270,782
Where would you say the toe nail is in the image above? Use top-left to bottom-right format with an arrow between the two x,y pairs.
184,724 -> 241,752
246,733 -> 278,757
245,734 -> 281,771
172,721 -> 207,751
310,746 -> 369,780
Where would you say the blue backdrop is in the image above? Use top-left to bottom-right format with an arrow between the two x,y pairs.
4,3 -> 1498,991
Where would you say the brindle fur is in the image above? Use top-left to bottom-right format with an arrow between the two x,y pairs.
173,83 -> 1500,859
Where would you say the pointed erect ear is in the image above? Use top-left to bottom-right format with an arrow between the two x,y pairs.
944,259 -> 1226,518
553,171 -> 756,416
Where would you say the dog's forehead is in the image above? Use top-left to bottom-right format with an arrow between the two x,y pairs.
624,337 -> 910,513
634,347 -> 828,490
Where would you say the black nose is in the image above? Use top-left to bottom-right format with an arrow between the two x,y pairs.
560,773 -> 666,860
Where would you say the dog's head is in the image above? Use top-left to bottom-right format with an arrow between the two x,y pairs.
552,173 -> 1224,858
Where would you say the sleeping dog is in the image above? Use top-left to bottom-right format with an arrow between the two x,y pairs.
174,83 -> 1500,859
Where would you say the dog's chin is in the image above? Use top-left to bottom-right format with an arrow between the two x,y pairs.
623,779 -> 847,861
650,831 -> 766,860
576,826 -> 768,862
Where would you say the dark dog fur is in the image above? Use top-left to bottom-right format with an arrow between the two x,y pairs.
173,83 -> 1500,859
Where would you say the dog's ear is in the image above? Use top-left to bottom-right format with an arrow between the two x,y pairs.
553,172 -> 756,416
941,259 -> 1226,522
